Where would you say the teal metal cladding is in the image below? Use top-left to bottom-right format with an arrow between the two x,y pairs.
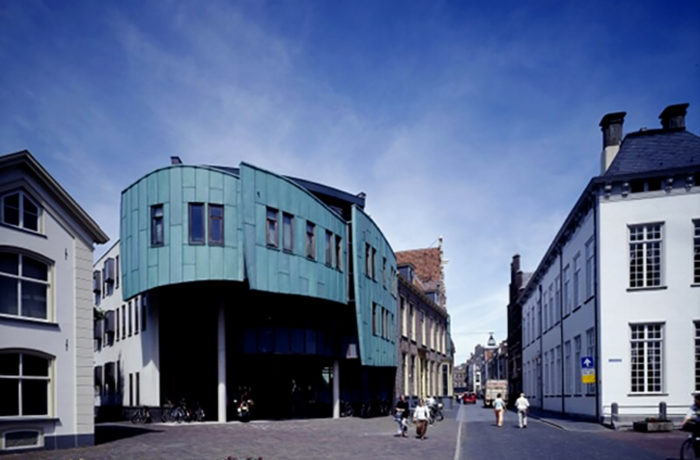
240,163 -> 347,303
120,165 -> 244,299
351,205 -> 397,367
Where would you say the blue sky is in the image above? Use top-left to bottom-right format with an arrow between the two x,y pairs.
1,0 -> 699,365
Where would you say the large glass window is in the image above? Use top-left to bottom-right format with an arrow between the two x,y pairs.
305,221 -> 315,259
208,204 -> 224,245
563,265 -> 571,315
189,203 -> 205,244
266,207 -> 279,248
585,237 -> 595,298
1,191 -> 40,232
150,205 -> 164,246
0,252 -> 50,320
630,323 -> 663,393
325,230 -> 333,266
574,335 -> 582,395
0,352 -> 50,416
573,253 -> 581,308
629,223 -> 663,288
335,235 -> 342,270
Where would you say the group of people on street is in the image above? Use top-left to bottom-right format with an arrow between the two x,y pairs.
393,395 -> 435,439
492,392 -> 530,428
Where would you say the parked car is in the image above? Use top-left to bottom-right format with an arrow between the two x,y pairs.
462,392 -> 476,404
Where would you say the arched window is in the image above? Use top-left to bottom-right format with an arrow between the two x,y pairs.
0,351 -> 52,417
1,191 -> 41,232
0,250 -> 51,320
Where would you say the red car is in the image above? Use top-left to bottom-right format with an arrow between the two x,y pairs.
462,393 -> 476,404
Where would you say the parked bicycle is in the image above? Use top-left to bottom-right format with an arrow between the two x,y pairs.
130,406 -> 151,424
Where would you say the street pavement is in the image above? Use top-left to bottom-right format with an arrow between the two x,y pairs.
3,403 -> 688,460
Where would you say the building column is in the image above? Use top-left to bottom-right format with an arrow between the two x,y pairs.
332,360 -> 340,419
217,302 -> 227,422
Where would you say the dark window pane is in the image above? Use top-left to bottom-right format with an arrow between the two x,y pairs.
0,252 -> 19,275
23,196 -> 39,231
22,379 -> 48,415
22,256 -> 47,281
23,355 -> 48,377
189,204 -> 205,244
0,354 -> 19,375
209,205 -> 224,245
0,276 -> 18,315
3,193 -> 20,226
0,378 -> 19,415
151,205 -> 164,245
21,281 -> 47,319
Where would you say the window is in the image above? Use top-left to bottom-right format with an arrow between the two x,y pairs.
400,297 -> 407,337
305,221 -> 315,259
121,305 -> 126,340
573,253 -> 581,308
695,321 -> 699,391
543,295 -> 548,331
585,237 -> 595,298
116,308 -> 120,342
128,301 -> 132,336
189,203 -> 205,244
141,296 -> 147,332
3,429 -> 43,450
0,352 -> 50,416
694,220 -> 700,284
325,230 -> 333,266
134,298 -> 139,335
365,243 -> 371,276
410,304 -> 415,341
574,335 -> 582,395
266,208 -> 279,248
629,223 -> 663,288
555,276 -> 561,321
544,351 -> 550,396
208,204 -> 224,245
382,257 -> 387,288
549,284 -> 555,327
586,328 -> 595,394
563,265 -> 571,315
335,235 -> 342,270
0,251 -> 50,320
150,205 -> 164,246
564,340 -> 571,394
630,323 -> 663,393
371,248 -> 377,280
372,303 -> 378,336
1,191 -> 40,232
115,255 -> 120,289
282,213 -> 293,252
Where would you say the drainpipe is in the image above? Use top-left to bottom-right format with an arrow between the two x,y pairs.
593,192 -> 601,422
538,284 -> 544,410
559,252 -> 565,415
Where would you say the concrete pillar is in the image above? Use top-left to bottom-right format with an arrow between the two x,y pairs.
332,360 -> 340,419
217,303 -> 227,422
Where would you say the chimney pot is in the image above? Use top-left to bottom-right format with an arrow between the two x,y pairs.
170,156 -> 182,165
659,103 -> 689,130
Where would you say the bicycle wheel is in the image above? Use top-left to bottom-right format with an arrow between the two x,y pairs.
680,438 -> 696,460
437,411 -> 444,422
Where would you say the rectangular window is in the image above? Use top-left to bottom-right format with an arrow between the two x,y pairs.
134,298 -> 139,335
2,191 -> 41,232
573,253 -> 581,308
563,265 -> 571,315
129,373 -> 133,407
564,340 -> 571,394
629,223 -> 663,288
325,230 -> 333,266
0,352 -> 50,416
586,328 -> 595,394
335,235 -> 342,270
382,257 -> 387,288
555,345 -> 561,394
630,323 -> 663,393
0,252 -> 50,320
189,203 -> 205,244
136,372 -> 140,406
141,296 -> 147,332
543,295 -> 548,331
151,205 -> 164,246
400,297 -> 407,337
365,243 -> 371,277
371,248 -> 377,280
410,304 -> 415,341
544,351 -> 550,396
555,276 -> 561,321
115,255 -> 120,289
208,204 -> 224,245
549,284 -> 555,327
305,221 -> 315,259
128,301 -> 132,337
116,308 -> 120,342
694,220 -> 700,284
121,305 -> 126,339
695,321 -> 699,391
585,237 -> 595,298
266,208 -> 279,248
282,213 -> 293,252
372,303 -> 378,336
574,335 -> 582,395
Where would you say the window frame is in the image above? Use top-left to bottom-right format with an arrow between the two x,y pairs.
630,322 -> 664,394
334,235 -> 342,270
282,212 -> 294,253
0,251 -> 52,321
1,190 -> 42,233
628,223 -> 664,289
188,203 -> 205,245
305,221 -> 316,260
266,207 -> 279,248
208,204 -> 224,246
693,219 -> 700,285
0,351 -> 52,418
325,230 -> 333,266
150,204 -> 164,247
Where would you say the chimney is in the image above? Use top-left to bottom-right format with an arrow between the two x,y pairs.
659,103 -> 689,130
599,111 -> 626,174
170,156 -> 182,165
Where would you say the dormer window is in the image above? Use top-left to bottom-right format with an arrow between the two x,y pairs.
2,191 -> 41,232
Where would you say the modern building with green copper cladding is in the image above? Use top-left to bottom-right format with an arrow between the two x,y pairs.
112,158 -> 397,421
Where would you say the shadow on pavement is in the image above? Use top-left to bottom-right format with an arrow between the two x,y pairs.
95,424 -> 163,445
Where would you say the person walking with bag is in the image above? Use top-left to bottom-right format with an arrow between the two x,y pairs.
493,393 -> 505,427
394,395 -> 409,437
413,398 -> 430,439
515,393 -> 530,428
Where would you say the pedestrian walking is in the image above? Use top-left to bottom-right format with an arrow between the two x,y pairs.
515,393 -> 530,428
493,393 -> 505,427
394,395 -> 409,437
413,398 -> 430,439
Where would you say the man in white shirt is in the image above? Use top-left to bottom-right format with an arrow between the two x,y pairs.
413,399 -> 431,439
515,393 -> 530,429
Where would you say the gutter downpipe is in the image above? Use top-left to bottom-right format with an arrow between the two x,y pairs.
593,191 -> 601,422
559,251 -> 565,415
538,284 -> 544,410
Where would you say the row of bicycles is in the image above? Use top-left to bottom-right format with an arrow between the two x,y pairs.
130,399 -> 205,424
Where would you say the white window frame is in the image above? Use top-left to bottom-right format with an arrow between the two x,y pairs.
630,322 -> 664,394
0,351 -> 53,419
628,223 -> 664,288
0,251 -> 53,321
585,237 -> 595,298
1,190 -> 42,233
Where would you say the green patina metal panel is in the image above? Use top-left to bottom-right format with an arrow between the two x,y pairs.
351,205 -> 397,367
239,163 -> 347,304
121,165 -> 244,299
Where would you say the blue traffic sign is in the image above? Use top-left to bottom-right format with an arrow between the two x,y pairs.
581,356 -> 594,369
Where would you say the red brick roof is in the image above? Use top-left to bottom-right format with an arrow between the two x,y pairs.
396,247 -> 446,308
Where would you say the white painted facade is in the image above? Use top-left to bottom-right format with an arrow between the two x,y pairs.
92,241 -> 160,416
0,151 -> 108,451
